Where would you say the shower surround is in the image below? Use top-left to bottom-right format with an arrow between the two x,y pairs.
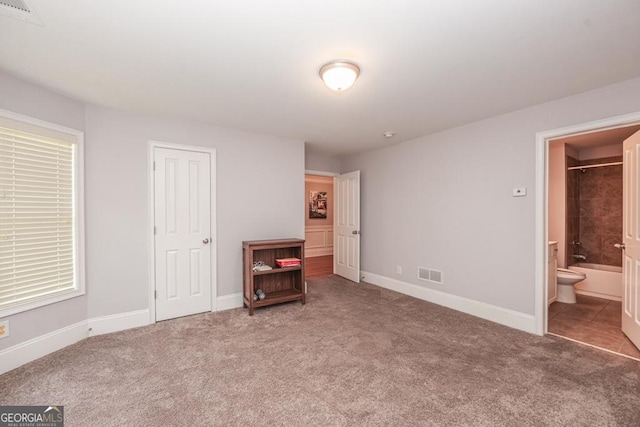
566,155 -> 623,267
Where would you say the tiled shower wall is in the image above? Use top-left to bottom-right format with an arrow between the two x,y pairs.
566,155 -> 623,267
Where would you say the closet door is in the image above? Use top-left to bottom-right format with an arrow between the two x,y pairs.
154,146 -> 212,321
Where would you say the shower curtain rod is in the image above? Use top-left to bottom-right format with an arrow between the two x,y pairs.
567,161 -> 623,171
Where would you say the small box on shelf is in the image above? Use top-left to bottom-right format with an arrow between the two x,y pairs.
275,257 -> 301,268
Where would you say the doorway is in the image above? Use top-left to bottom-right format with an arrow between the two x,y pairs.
149,141 -> 217,322
304,173 -> 335,279
537,115 -> 640,359
304,170 -> 362,282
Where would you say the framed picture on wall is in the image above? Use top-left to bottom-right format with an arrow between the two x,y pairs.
309,191 -> 328,219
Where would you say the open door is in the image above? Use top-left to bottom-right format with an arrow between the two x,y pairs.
622,130 -> 640,350
334,171 -> 360,282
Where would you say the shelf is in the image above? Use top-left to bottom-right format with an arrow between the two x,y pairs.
243,238 -> 306,315
253,265 -> 301,276
253,289 -> 303,307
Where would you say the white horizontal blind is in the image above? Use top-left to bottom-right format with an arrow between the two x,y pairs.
0,124 -> 77,310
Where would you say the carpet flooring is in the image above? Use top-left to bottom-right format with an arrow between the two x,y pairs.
1,275 -> 640,426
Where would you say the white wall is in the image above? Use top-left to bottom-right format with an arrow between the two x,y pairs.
0,71 -> 305,353
341,77 -> 640,316
548,142 -> 566,268
305,149 -> 341,173
84,105 -> 305,318
0,71 -> 88,351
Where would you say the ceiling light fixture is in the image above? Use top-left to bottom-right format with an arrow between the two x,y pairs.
383,132 -> 395,139
319,60 -> 360,91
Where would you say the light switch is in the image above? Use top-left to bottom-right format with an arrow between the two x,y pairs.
512,187 -> 527,197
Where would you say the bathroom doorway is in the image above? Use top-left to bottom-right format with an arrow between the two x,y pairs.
540,119 -> 640,359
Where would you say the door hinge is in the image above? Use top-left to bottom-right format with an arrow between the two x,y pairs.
154,290 -> 157,299
154,226 -> 156,235
153,161 -> 156,171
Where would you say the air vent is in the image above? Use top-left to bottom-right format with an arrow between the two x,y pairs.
0,0 -> 29,12
418,267 -> 443,284
0,0 -> 41,25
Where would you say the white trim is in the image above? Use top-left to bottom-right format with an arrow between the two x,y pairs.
0,309 -> 157,374
216,293 -> 243,311
0,321 -> 87,375
534,127 -> 547,336
534,111 -> 640,337
0,108 -> 81,136
0,109 -> 86,318
362,271 -> 537,334
305,169 -> 339,177
147,141 -> 218,323
87,310 -> 150,337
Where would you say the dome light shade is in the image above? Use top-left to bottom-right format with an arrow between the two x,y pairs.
319,61 -> 360,91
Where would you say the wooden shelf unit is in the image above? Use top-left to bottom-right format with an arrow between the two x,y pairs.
242,238 -> 305,315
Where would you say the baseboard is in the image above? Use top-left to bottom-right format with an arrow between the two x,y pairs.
88,309 -> 150,337
1,309 -> 152,375
575,290 -> 621,302
361,271 -> 537,334
0,321 -> 88,375
217,293 -> 243,311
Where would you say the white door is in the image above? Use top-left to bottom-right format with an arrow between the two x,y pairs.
622,130 -> 640,350
334,171 -> 360,282
154,147 -> 212,321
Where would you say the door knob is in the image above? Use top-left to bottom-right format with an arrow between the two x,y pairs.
203,238 -> 210,244
352,230 -> 361,235
614,243 -> 625,249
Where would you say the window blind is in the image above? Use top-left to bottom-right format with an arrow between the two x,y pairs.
0,124 -> 76,310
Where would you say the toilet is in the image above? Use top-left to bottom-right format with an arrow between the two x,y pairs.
556,268 -> 587,303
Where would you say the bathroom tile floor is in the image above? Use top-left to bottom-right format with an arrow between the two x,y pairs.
548,295 -> 640,360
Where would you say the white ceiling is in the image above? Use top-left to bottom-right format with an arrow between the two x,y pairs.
1,1 -> 640,157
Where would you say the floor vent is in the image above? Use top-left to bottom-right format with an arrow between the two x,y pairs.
0,0 -> 41,24
418,267 -> 443,284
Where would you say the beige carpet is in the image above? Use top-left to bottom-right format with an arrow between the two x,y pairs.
1,275 -> 639,426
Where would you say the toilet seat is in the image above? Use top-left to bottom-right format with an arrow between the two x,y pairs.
557,268 -> 586,279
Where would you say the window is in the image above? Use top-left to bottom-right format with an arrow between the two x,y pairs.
0,111 -> 84,316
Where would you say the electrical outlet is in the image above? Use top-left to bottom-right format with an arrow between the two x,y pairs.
0,320 -> 9,339
397,265 -> 402,275
512,187 -> 527,197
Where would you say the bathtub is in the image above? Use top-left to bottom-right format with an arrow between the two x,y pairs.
568,263 -> 622,301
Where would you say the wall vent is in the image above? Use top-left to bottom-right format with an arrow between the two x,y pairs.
0,0 -> 29,12
418,267 -> 443,284
0,0 -> 42,25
